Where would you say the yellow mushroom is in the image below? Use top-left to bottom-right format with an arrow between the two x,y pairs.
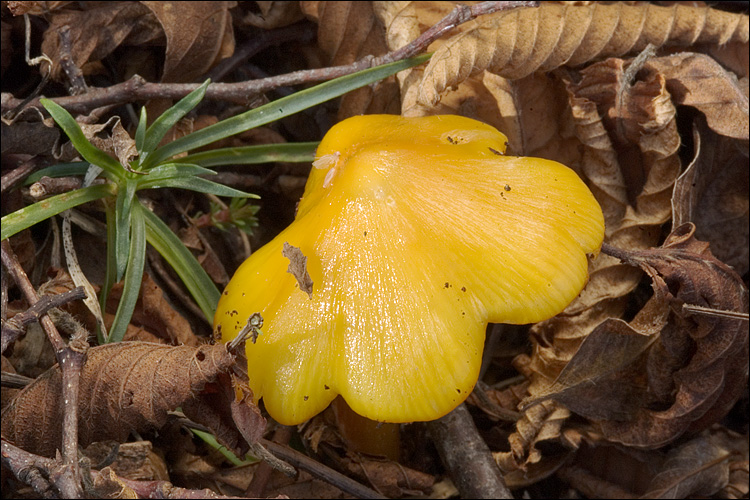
214,114 -> 604,425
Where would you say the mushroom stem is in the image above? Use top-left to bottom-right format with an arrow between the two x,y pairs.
332,397 -> 400,461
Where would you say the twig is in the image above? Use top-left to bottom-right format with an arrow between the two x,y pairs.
2,1 -> 539,116
29,175 -> 84,200
261,438 -> 387,500
1,239 -> 87,498
58,25 -> 87,95
245,425 -> 294,497
0,156 -> 46,195
426,403 -> 513,499
370,1 -> 538,66
1,439 -> 247,499
1,286 -> 87,354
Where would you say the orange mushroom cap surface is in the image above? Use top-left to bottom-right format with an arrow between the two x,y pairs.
214,114 -> 604,425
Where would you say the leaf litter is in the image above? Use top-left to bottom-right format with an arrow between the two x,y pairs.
1,1 -> 748,498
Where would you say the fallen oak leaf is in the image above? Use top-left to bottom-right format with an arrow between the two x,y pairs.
1,341 -> 264,458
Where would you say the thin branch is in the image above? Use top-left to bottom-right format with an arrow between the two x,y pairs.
1,286 -> 87,354
261,439 -> 387,500
1,1 -> 539,116
1,239 -> 86,498
426,403 -> 513,499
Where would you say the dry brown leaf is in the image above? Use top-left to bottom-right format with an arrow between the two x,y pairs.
644,433 -> 733,498
493,400 -> 571,473
418,3 -> 749,106
6,1 -> 72,16
340,454 -> 435,498
1,341 -> 265,458
1,121 -> 60,156
529,224 -> 748,449
141,1 -> 235,83
302,1 -> 400,117
521,276 -> 671,420
243,1 -> 303,29
83,440 -> 170,482
523,56 -> 682,395
379,2 -> 579,161
673,120 -> 749,275
37,2 -> 235,83
645,53 -> 749,140
179,225 -> 231,287
82,117 -> 138,170
39,3 -> 164,81
106,273 -> 200,346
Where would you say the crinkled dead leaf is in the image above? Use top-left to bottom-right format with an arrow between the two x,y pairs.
106,273 -> 200,346
141,1 -> 235,82
6,1 -> 72,16
1,122 -> 60,156
673,119 -> 749,275
38,2 -> 163,81
644,53 -> 749,140
527,224 -> 748,449
178,225 -> 231,287
418,3 -> 749,106
36,1 -> 235,83
644,433 -> 733,499
243,1 -> 303,29
494,400 -> 571,474
301,1 -> 400,118
340,453 -> 435,498
1,341 -> 265,458
521,275 -> 671,420
523,55 -> 682,394
83,440 -> 169,482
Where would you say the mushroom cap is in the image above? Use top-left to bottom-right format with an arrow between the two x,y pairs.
214,114 -> 604,425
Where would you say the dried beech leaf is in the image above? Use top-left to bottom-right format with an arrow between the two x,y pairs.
243,1 -> 303,29
419,3 -> 749,105
377,1 -> 480,118
39,3 -> 163,81
644,434 -> 731,499
494,400 -> 570,473
6,1 -> 72,16
540,224 -> 748,449
645,53 -> 749,140
340,453 -> 435,498
1,342 -> 264,458
106,274 -> 200,346
1,122 -> 60,156
83,440 -> 169,482
522,283 -> 670,420
303,1 -> 399,117
523,56 -> 682,397
672,120 -> 749,275
141,1 -> 235,82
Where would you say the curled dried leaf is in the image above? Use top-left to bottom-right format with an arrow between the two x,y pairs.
419,3 -> 749,105
527,224 -> 748,449
523,55 -> 682,398
1,341 -> 264,458
494,400 -> 571,473
672,120 -> 749,274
